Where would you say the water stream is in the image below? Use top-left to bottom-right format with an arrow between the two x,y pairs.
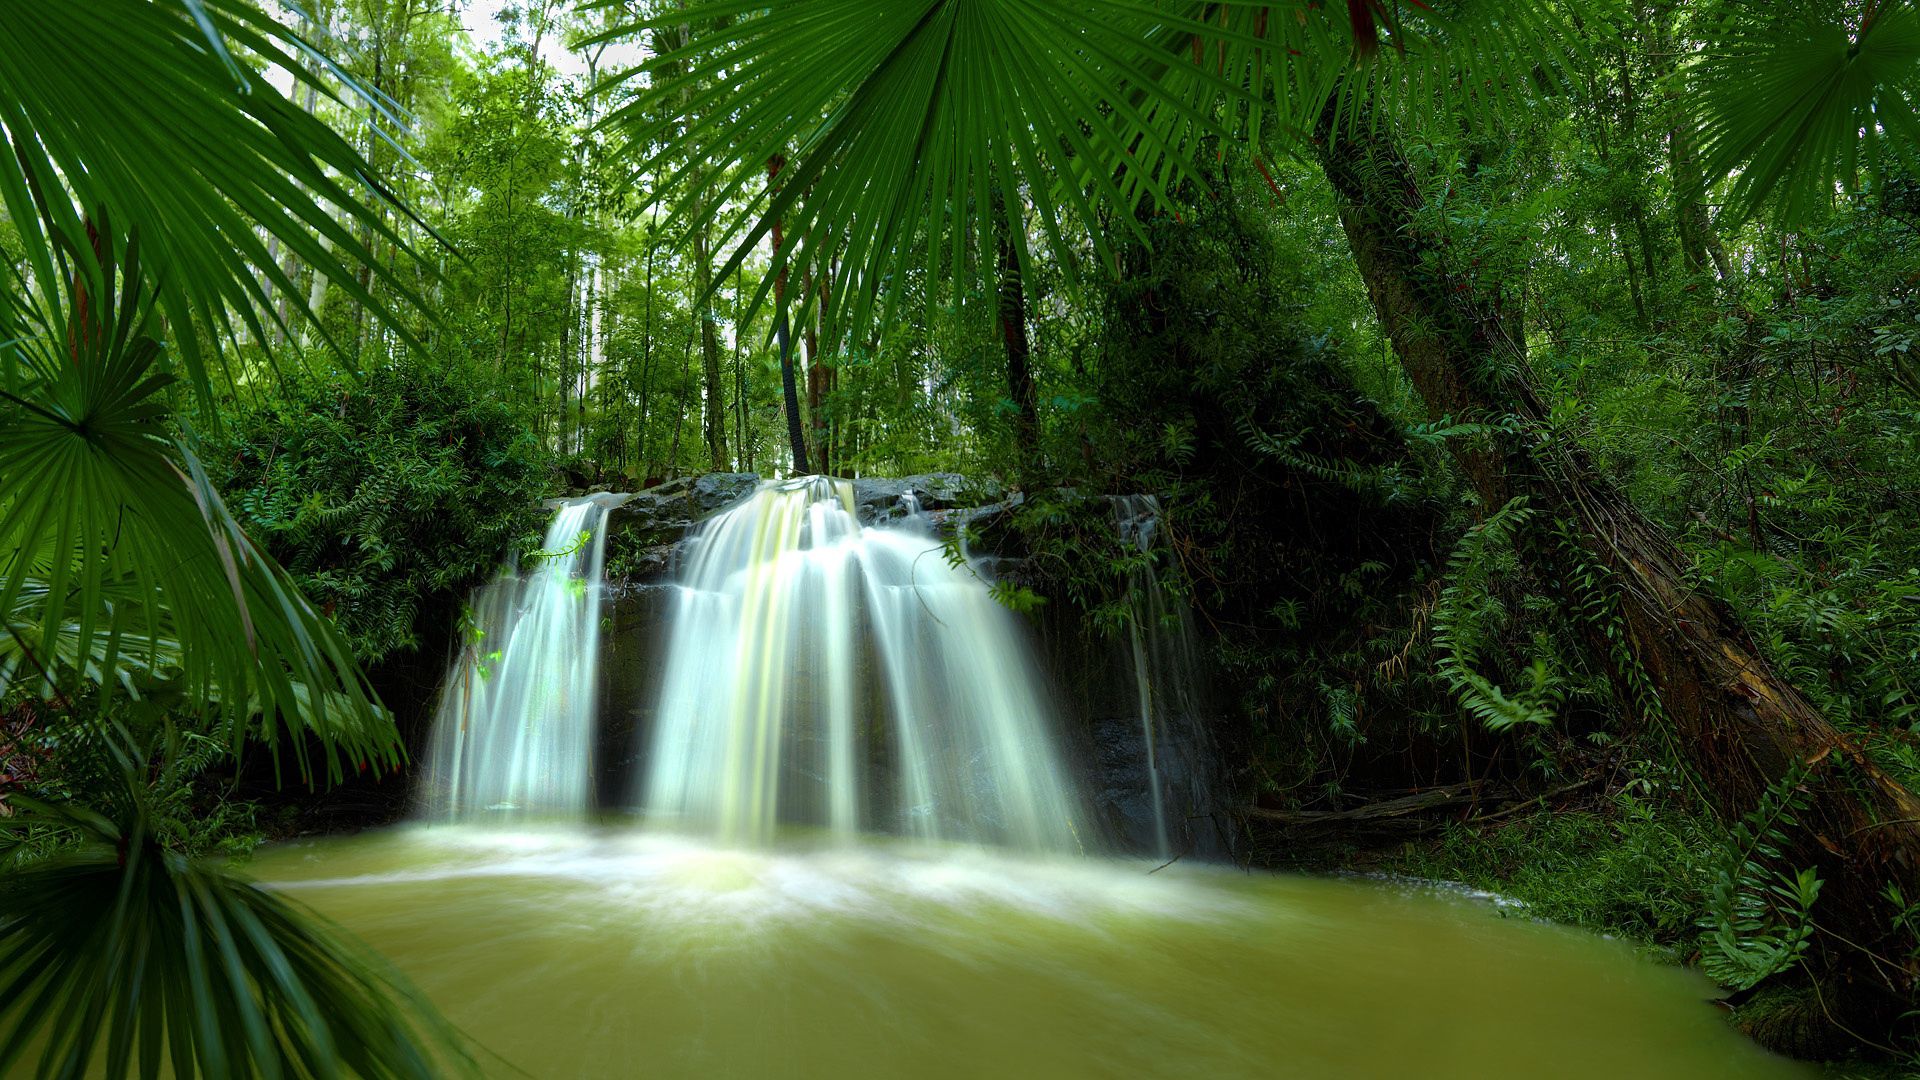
642,477 -> 1082,851
1112,494 -> 1195,859
252,828 -> 1805,1079
420,494 -> 621,820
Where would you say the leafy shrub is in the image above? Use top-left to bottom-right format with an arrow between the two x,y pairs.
204,357 -> 552,666
1698,770 -> 1823,990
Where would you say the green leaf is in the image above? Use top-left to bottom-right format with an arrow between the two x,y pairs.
0,234 -> 396,784
1692,0 -> 1920,223
598,0 -> 1596,345
0,0 -> 440,407
0,737 -> 472,1079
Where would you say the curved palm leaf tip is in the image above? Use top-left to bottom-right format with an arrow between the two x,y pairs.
1,4 -> 461,1075
0,734 -> 473,1080
596,0 -> 1601,344
0,0 -> 438,406
595,0 -> 1248,345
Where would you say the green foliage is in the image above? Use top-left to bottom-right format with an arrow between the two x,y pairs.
612,0 -> 1600,345
7,686 -> 272,862
1692,0 -> 1920,224
5,0 -> 1920,1063
1393,773 -> 1836,990
1432,498 -> 1564,733
0,6 -> 471,1072
1698,769 -> 1824,991
207,357 -> 551,665
0,0 -> 431,402
1,235 -> 395,783
1385,789 -> 1718,947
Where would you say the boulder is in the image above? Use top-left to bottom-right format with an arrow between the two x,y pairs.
852,473 -> 1003,524
602,473 -> 760,570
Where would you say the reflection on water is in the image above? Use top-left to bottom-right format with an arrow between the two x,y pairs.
250,827 -> 1804,1079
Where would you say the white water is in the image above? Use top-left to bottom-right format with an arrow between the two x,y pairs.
421,495 -> 621,820
642,477 -> 1084,852
1114,495 -> 1174,858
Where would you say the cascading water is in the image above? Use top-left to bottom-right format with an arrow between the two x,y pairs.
1111,494 -> 1213,860
641,476 -> 1084,852
422,494 -> 622,820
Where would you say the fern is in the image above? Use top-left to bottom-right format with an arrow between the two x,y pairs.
1698,768 -> 1823,991
1237,415 -> 1414,503
1432,497 -> 1561,732
1318,680 -> 1364,746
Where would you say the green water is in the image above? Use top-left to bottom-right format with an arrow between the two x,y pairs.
249,827 -> 1804,1079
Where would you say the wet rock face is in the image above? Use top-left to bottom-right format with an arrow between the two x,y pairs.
600,473 -> 1018,581
601,473 -> 760,578
850,473 -> 1004,525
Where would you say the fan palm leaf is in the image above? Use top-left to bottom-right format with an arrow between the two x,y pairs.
0,0 -> 437,406
596,0 -> 1597,345
1691,0 -> 1920,222
0,732 -> 472,1080
0,232 -> 395,783
595,0 -> 1241,341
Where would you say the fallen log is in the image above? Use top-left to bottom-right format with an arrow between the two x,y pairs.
1241,781 -> 1486,827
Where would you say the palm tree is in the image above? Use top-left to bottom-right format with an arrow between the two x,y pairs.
607,0 -> 1920,1027
1,2 -> 469,1074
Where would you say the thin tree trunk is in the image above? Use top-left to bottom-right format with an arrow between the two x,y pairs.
769,155 -> 810,472
1318,98 -> 1920,1026
1657,8 -> 1732,282
995,196 -> 1040,480
668,325 -> 694,477
805,255 -> 833,475
695,222 -> 728,469
733,262 -> 748,471
1615,57 -> 1663,300
637,237 -> 657,479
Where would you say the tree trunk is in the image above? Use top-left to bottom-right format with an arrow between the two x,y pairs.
733,262 -> 751,473
637,235 -> 657,479
995,199 -> 1040,481
694,222 -> 729,470
769,155 -> 810,473
805,256 -> 834,475
1318,99 -> 1920,1026
1656,8 -> 1732,282
668,326 -> 694,477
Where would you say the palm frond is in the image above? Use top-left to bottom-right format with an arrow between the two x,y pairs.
595,0 -> 1243,344
0,232 -> 396,784
1691,0 -> 1920,223
0,0 -> 437,406
1144,2 -> 1599,167
597,0 -> 1596,345
0,734 -> 471,1080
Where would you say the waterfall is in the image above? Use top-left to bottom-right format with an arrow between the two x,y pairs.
641,477 -> 1083,852
422,494 -> 622,820
1111,495 -> 1207,860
